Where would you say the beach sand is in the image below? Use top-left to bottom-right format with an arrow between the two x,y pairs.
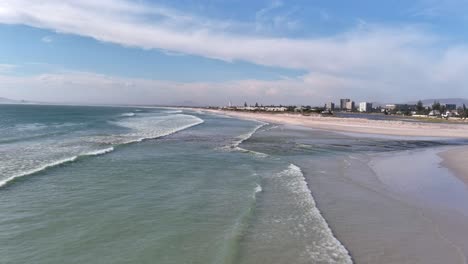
205,110 -> 468,138
440,146 -> 468,188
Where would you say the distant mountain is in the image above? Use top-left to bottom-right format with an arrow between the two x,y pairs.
407,98 -> 468,107
169,100 -> 203,107
0,97 -> 20,104
0,97 -> 36,104
370,101 -> 386,108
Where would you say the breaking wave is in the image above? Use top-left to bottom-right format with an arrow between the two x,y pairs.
0,147 -> 115,188
0,114 -> 204,189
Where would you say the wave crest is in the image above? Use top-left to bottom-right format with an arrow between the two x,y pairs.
0,147 -> 115,188
1,114 -> 204,189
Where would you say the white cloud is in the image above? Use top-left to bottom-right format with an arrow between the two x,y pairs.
0,68 -> 466,106
0,0 -> 467,104
41,36 -> 53,43
254,0 -> 300,33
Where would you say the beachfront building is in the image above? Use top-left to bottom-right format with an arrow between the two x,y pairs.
345,101 -> 355,112
265,106 -> 287,112
340,99 -> 351,110
385,104 -> 397,111
325,102 -> 335,111
359,102 -> 372,112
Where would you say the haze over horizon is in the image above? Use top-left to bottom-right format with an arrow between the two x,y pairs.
1,0 -> 468,105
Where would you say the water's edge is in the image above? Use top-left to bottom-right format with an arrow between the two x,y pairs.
224,112 -> 354,263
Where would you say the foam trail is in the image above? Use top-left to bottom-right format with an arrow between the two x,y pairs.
163,110 -> 183,114
0,157 -> 76,187
1,114 -> 204,188
85,147 -> 115,156
222,122 -> 269,158
239,163 -> 353,263
119,116 -> 204,144
282,164 -> 353,263
232,122 -> 267,148
121,112 -> 136,117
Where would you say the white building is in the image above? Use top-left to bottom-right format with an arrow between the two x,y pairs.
265,107 -> 287,112
325,102 -> 335,111
359,102 -> 372,112
345,101 -> 355,111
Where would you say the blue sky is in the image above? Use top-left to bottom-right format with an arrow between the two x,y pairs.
0,0 -> 468,105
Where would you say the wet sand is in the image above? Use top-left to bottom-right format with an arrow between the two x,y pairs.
440,146 -> 468,188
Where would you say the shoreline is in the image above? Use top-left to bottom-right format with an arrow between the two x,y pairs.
203,109 -> 468,139
439,146 -> 468,189
204,109 -> 468,189
238,121 -> 468,263
202,108 -> 468,190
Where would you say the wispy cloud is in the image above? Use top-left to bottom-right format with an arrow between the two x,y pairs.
0,0 -> 468,104
254,0 -> 300,33
41,36 -> 53,43
0,1 -> 436,72
408,0 -> 468,19
0,64 -> 16,73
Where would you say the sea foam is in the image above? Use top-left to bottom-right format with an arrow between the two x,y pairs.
221,122 -> 269,158
0,147 -> 115,188
114,114 -> 204,144
278,164 -> 353,263
0,113 -> 204,188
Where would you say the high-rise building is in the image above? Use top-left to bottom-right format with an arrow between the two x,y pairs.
340,99 -> 350,110
345,101 -> 355,111
359,102 -> 372,112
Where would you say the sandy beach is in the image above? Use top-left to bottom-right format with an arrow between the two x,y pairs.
206,110 -> 468,139
440,147 -> 468,187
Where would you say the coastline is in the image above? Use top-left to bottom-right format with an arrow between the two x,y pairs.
229,111 -> 468,263
204,109 -> 468,190
203,109 -> 468,139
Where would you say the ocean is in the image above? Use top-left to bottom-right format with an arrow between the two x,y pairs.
1,104 -> 468,264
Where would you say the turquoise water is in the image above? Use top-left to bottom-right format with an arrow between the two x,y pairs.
0,105 -> 352,264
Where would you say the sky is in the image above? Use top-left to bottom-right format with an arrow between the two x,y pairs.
0,0 -> 468,106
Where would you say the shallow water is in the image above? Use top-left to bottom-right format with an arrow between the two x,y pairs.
0,105 -> 351,263
2,105 -> 468,264
242,124 -> 468,264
